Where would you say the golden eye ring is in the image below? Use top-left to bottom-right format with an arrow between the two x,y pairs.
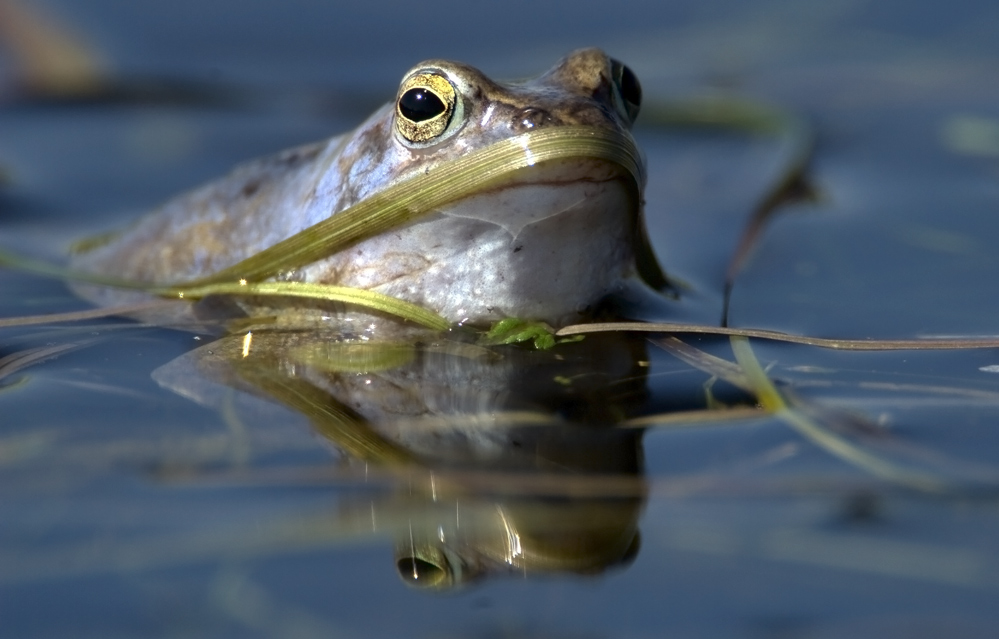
395,73 -> 458,144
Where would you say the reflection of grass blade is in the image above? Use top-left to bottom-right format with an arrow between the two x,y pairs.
386,411 -> 559,432
0,342 -> 83,383
780,386 -> 999,486
292,341 -> 416,374
0,511 -> 376,586
650,336 -> 750,390
619,406 -> 762,429
728,336 -> 950,493
236,363 -> 416,466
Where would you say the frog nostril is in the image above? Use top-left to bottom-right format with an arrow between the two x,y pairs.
516,107 -> 551,131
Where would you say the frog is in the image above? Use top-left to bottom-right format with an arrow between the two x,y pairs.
70,48 -> 657,335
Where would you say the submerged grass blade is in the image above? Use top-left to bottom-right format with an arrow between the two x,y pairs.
728,335 -> 950,493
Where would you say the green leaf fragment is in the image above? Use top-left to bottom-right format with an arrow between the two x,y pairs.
482,318 -> 584,350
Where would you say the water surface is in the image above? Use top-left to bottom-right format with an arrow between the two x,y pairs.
3,1 -> 999,637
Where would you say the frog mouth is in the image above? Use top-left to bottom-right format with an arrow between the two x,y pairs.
170,126 -> 646,290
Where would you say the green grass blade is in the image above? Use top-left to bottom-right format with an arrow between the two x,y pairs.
160,281 -> 449,330
729,336 -> 950,493
179,126 -> 643,286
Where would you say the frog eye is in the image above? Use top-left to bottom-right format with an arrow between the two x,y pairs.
610,59 -> 642,124
395,72 -> 459,144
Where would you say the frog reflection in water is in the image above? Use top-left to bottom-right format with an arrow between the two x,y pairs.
71,48 -> 660,332
74,50 -> 661,589
154,330 -> 649,590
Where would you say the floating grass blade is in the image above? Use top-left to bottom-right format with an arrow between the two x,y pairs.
558,321 -> 999,351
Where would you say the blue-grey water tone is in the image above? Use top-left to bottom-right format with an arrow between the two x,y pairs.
2,1 -> 999,637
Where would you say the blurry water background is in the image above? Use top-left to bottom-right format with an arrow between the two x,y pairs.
2,0 -> 999,637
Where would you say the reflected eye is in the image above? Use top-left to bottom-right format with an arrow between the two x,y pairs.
396,556 -> 450,589
610,59 -> 641,124
395,72 -> 459,144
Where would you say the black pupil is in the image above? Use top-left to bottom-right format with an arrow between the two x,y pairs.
399,88 -> 446,122
619,65 -> 641,108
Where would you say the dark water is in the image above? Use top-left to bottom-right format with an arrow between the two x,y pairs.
3,1 -> 999,637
